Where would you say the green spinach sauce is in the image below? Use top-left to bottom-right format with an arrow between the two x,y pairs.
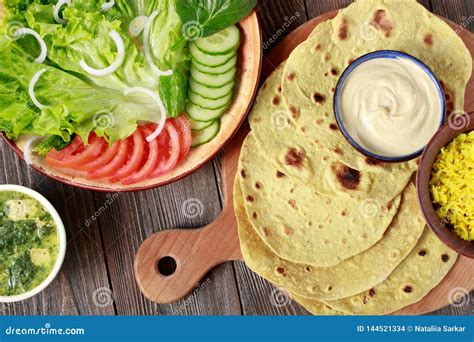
0,192 -> 59,296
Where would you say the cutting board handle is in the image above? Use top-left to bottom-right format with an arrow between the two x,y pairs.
133,128 -> 246,304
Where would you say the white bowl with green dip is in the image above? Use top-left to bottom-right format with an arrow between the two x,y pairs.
0,185 -> 66,303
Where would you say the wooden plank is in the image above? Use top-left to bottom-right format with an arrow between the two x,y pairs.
94,163 -> 242,315
305,0 -> 352,17
431,0 -> 474,31
0,141 -> 114,315
257,0 -> 309,53
234,262 -> 310,315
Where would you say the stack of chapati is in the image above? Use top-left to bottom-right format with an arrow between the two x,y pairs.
234,0 -> 472,315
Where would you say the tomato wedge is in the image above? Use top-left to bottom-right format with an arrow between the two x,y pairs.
88,140 -> 129,179
172,114 -> 192,161
150,121 -> 181,178
109,129 -> 145,183
77,141 -> 120,171
45,118 -> 192,184
121,126 -> 159,185
46,135 -> 83,161
46,134 -> 106,169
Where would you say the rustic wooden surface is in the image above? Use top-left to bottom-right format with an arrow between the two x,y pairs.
1,0 -> 472,316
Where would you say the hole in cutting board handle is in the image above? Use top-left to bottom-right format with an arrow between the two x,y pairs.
157,256 -> 177,276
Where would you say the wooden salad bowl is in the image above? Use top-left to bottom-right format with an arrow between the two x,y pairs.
1,11 -> 262,192
417,112 -> 474,258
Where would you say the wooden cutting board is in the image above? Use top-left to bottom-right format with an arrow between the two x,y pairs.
134,11 -> 474,314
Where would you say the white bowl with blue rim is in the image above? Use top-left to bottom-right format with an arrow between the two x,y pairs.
334,50 -> 446,162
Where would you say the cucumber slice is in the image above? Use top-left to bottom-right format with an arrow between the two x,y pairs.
192,55 -> 237,75
189,78 -> 234,100
189,118 -> 215,131
190,67 -> 237,88
190,43 -> 235,67
192,121 -> 220,147
186,102 -> 228,122
194,25 -> 240,55
189,91 -> 232,110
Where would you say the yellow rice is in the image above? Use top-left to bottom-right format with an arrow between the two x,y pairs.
430,131 -> 474,241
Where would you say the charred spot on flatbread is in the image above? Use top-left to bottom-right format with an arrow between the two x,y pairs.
365,157 -> 383,166
424,33 -> 433,46
332,164 -> 361,190
284,148 -> 306,168
272,96 -> 281,106
313,93 -> 326,104
276,266 -> 286,277
276,171 -> 286,178
289,105 -> 300,119
439,80 -> 456,114
339,18 -> 349,40
371,9 -> 393,37
333,147 -> 344,156
288,199 -> 297,209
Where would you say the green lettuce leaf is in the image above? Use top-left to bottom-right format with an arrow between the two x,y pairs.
0,0 -> 189,152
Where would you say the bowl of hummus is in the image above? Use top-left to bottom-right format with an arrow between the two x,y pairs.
334,50 -> 446,162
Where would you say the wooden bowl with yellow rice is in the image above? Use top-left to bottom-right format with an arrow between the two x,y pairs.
417,112 -> 474,258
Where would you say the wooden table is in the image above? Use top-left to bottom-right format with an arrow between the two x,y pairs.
1,0 -> 472,316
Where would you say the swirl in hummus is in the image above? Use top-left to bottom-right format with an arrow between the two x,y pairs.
338,55 -> 444,158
